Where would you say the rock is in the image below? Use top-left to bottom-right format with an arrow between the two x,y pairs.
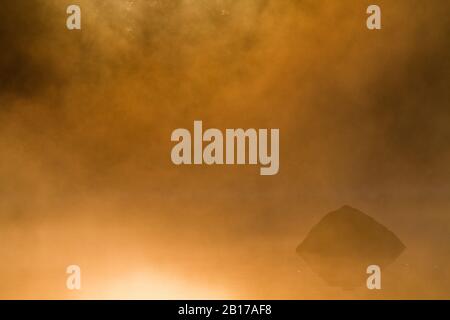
297,205 -> 405,288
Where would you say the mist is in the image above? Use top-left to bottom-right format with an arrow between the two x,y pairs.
0,0 -> 449,299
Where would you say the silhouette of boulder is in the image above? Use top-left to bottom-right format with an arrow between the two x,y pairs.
297,205 -> 405,288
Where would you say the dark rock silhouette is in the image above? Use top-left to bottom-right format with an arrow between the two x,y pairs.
297,205 -> 405,289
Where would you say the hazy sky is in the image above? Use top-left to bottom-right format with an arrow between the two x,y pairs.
0,0 -> 449,299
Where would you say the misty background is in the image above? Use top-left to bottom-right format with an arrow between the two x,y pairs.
0,0 -> 449,298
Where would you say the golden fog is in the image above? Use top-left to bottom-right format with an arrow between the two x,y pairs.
0,0 -> 449,299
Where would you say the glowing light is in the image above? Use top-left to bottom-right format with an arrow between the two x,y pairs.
83,270 -> 232,300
